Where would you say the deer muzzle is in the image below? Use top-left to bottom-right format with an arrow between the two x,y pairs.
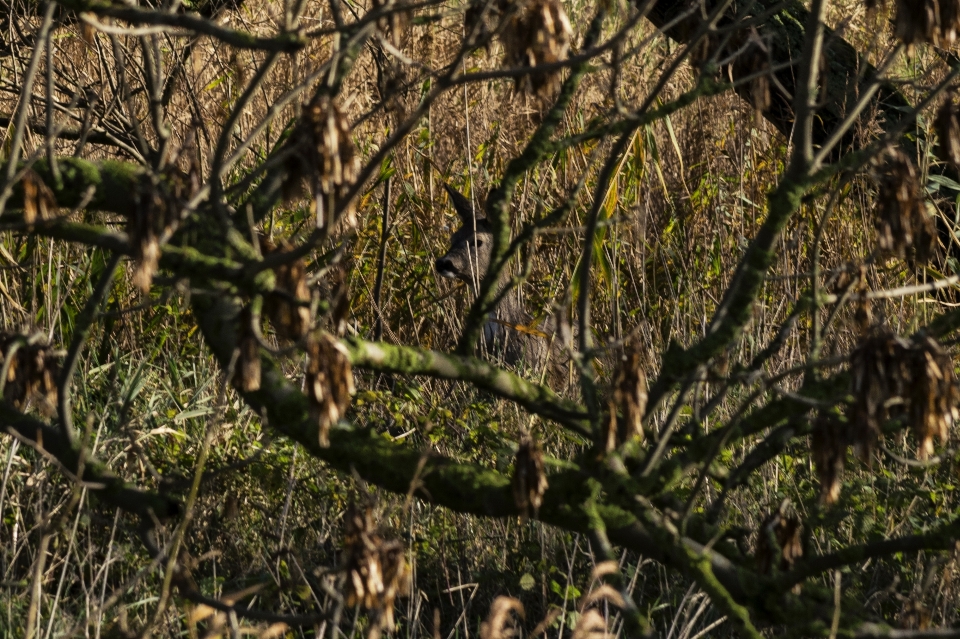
435,257 -> 458,279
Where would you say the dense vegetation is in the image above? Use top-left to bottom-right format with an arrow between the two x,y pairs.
3,0 -> 960,636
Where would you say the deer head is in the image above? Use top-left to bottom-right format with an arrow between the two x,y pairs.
435,184 -> 493,285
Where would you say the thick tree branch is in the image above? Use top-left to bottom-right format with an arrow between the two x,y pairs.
345,338 -> 591,436
189,288 -> 761,608
0,403 -> 181,519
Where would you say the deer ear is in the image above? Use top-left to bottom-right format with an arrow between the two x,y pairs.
444,184 -> 479,224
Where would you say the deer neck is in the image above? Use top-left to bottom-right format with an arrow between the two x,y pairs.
491,288 -> 526,326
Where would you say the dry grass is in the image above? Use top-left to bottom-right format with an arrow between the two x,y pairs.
1,0 -> 960,635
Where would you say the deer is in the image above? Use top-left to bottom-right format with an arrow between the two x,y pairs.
435,184 -> 567,378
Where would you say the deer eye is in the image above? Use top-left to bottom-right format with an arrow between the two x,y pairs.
474,239 -> 484,247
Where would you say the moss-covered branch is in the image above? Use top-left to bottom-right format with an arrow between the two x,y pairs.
345,338 -> 590,436
776,520 -> 960,592
0,403 -> 181,519
188,287 -> 759,607
3,157 -> 141,214
57,0 -> 306,52
0,215 -> 131,253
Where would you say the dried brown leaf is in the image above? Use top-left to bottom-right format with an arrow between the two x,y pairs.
341,502 -> 410,629
571,609 -> 609,639
811,412 -> 846,505
0,332 -> 59,415
480,597 -> 525,639
284,95 -> 360,230
937,95 -> 960,169
849,330 -> 958,461
305,333 -> 355,447
233,305 -> 261,392
607,338 -> 646,451
128,167 -> 191,292
512,434 -> 548,520
21,169 -> 55,226
501,0 -> 572,95
261,237 -> 312,341
756,500 -> 803,574
874,149 -> 934,265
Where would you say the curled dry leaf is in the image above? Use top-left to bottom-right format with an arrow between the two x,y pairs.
342,502 -> 411,629
899,599 -> 932,630
284,94 -> 360,230
233,305 -> 261,393
755,500 -> 803,575
512,434 -> 548,520
501,0 -> 572,96
811,412 -> 846,505
479,596 -> 525,639
378,60 -> 414,121
21,169 -> 56,226
850,329 -> 910,463
890,0 -> 960,47
258,622 -> 291,639
529,608 -> 562,638
591,560 -> 619,581
874,149 -> 934,265
936,95 -> 960,170
850,330 -> 958,461
571,608 -> 609,639
686,27 -> 719,70
579,585 -> 626,611
128,167 -> 192,292
906,335 -> 959,459
260,237 -> 312,341
463,0 -> 507,51
606,338 -> 646,451
372,0 -> 409,49
0,332 -> 59,416
305,333 -> 355,447
326,263 -> 352,336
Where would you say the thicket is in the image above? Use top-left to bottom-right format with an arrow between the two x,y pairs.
2,0 -> 960,637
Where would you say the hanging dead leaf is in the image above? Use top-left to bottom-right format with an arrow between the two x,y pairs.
480,597 -> 525,639
936,95 -> 960,170
372,0 -> 409,49
0,332 -> 59,416
849,329 -> 910,463
755,499 -> 803,574
128,165 -> 193,292
233,305 -> 261,392
811,412 -> 846,505
731,29 -> 772,120
891,0 -> 960,47
906,335 -> 959,459
305,332 -> 355,447
21,170 -> 56,226
850,330 -> 958,461
341,501 -> 411,629
874,149 -> 934,266
283,94 -> 360,230
606,337 -> 646,451
512,434 -> 548,520
260,237 -> 312,341
501,0 -> 572,95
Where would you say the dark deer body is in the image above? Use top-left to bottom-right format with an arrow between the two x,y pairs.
435,185 -> 561,373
